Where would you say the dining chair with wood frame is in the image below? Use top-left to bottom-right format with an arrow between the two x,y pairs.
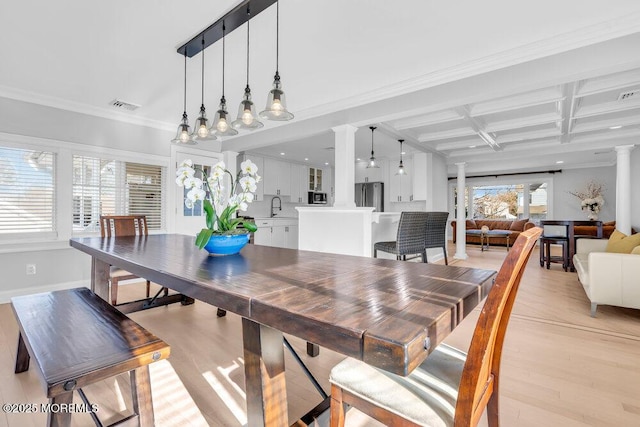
329,226 -> 543,427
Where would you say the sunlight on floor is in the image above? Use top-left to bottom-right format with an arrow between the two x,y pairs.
202,358 -> 248,426
149,360 -> 209,426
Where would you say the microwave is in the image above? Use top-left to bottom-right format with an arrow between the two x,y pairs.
308,191 -> 327,204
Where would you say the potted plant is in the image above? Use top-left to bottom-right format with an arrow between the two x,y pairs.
176,159 -> 259,255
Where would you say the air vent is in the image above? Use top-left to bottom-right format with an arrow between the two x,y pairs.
617,89 -> 639,101
109,99 -> 141,111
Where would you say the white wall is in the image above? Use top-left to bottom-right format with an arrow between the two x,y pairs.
0,97 -> 177,301
552,166 -> 616,222
631,148 -> 640,233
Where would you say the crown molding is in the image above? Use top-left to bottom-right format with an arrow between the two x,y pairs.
0,85 -> 175,132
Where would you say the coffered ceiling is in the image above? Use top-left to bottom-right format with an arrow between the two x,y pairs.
1,1 -> 640,175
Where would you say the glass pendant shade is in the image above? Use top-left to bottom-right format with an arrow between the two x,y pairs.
172,112 -> 196,145
395,139 -> 408,175
192,105 -> 216,141
366,126 -> 379,169
212,96 -> 238,136
232,86 -> 263,130
260,72 -> 293,120
172,52 -> 195,145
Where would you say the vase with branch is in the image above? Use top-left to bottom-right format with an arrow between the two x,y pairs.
569,181 -> 604,221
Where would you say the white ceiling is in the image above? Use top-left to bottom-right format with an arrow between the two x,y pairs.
1,1 -> 640,175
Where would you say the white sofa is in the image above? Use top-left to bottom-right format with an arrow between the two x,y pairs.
573,238 -> 640,317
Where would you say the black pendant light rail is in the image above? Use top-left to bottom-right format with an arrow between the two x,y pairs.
177,0 -> 277,57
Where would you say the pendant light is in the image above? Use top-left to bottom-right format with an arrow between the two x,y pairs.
191,37 -> 216,141
259,0 -> 293,121
211,22 -> 238,137
396,139 -> 408,175
172,52 -> 196,144
231,6 -> 263,130
367,126 -> 379,168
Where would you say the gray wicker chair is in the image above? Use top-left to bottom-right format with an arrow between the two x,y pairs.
424,211 -> 449,265
374,212 -> 430,261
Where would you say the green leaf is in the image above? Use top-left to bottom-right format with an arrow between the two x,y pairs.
203,199 -> 215,230
195,228 -> 213,249
241,221 -> 257,232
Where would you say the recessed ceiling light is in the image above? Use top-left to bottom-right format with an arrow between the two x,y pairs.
609,125 -> 622,130
401,151 -> 406,155
324,162 -> 329,165
556,160 -> 564,164
469,145 -> 476,148
304,157 -> 309,161
280,152 -> 285,155
356,158 -> 361,161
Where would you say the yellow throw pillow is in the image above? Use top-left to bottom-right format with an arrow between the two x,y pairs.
605,230 -> 640,254
631,246 -> 640,255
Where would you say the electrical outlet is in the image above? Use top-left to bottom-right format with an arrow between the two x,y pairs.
26,264 -> 36,275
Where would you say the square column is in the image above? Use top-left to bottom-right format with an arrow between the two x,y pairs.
332,125 -> 358,208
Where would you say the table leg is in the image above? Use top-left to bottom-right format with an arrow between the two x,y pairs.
242,318 -> 288,427
91,257 -> 110,302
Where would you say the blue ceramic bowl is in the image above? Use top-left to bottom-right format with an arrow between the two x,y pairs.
203,233 -> 250,256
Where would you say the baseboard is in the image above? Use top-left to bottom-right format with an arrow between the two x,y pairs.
0,281 -> 89,304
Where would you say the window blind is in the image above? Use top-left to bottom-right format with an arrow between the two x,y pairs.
0,147 -> 56,235
72,156 -> 164,233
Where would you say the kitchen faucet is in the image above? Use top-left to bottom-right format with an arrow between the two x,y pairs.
270,196 -> 282,217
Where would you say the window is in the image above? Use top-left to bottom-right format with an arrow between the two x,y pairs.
451,179 -> 550,225
72,156 -> 164,233
0,147 -> 56,236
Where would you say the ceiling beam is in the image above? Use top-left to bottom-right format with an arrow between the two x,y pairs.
559,82 -> 577,143
455,106 -> 502,151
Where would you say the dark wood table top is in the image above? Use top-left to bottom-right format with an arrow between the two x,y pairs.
70,234 -> 496,376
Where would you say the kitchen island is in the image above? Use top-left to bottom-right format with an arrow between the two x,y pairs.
296,207 -> 401,258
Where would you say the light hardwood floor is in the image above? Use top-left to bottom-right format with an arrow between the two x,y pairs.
1,243 -> 640,426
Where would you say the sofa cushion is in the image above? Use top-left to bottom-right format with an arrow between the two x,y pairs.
605,230 -> 640,254
466,219 -> 478,229
632,246 -> 640,255
488,220 -> 513,231
509,218 -> 529,231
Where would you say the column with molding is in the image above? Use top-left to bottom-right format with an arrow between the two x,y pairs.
615,145 -> 634,235
454,162 -> 468,260
332,124 -> 358,208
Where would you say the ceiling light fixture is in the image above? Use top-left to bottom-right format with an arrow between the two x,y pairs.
192,37 -> 216,141
367,126 -> 379,169
396,139 -> 407,175
232,6 -> 263,131
172,52 -> 196,145
212,22 -> 238,137
609,125 -> 622,130
260,0 -> 293,121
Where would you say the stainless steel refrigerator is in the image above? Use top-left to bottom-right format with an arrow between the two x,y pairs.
355,182 -> 384,212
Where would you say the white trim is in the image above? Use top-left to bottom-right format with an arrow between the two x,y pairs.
0,132 -> 170,167
0,86 -> 175,132
0,281 -> 89,304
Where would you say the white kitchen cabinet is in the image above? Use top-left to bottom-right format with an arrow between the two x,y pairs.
238,154 -> 264,201
263,157 -> 291,196
290,163 -> 308,204
253,218 -> 298,249
285,225 -> 298,249
389,157 -> 413,202
308,167 -> 323,192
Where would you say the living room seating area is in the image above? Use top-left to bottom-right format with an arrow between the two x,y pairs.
451,218 -> 536,246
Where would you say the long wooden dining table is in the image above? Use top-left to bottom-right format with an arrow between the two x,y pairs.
70,234 -> 496,426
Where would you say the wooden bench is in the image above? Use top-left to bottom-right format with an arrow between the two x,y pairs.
11,287 -> 170,427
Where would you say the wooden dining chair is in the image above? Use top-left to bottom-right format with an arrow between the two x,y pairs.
100,215 -> 164,305
374,212 -> 430,262
330,226 -> 543,427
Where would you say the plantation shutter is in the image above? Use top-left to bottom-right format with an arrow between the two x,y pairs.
72,156 -> 164,234
0,147 -> 56,235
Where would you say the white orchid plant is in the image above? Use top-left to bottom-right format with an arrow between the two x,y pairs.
569,181 -> 604,220
176,159 -> 260,249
